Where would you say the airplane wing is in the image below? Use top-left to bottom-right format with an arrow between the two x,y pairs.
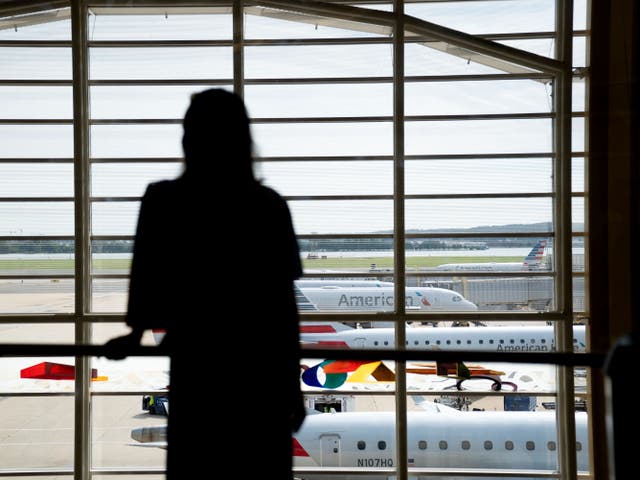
128,441 -> 167,449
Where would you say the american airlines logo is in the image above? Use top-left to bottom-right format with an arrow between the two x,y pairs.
337,294 -> 421,307
497,344 -> 550,352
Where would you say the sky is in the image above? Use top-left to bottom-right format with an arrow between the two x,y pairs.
0,1 -> 587,236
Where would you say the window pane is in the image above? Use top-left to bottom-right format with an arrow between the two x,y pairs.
0,47 -> 71,79
0,396 -> 74,468
405,0 -> 555,35
573,80 -> 586,111
92,279 -> 130,313
91,125 -> 183,158
405,198 -> 552,231
259,160 -> 392,196
92,163 -> 182,197
92,202 -> 140,236
0,279 -> 74,313
573,117 -> 585,152
245,45 -> 392,79
0,323 -> 73,344
253,122 -> 393,157
405,119 -> 552,155
406,80 -> 553,115
89,11 -> 231,40
0,86 -> 73,119
89,47 -> 233,80
289,199 -> 393,235
573,157 -> 585,192
405,158 -> 552,195
572,197 -> 585,231
0,203 -> 74,235
91,395 -> 167,469
405,42 -> 510,75
0,10 -> 71,40
0,125 -> 73,158
244,6 -> 387,39
245,83 -> 393,118
0,164 -> 73,197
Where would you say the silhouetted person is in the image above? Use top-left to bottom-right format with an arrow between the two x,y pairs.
107,88 -> 306,479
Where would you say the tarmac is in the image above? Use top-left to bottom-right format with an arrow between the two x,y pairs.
0,283 -> 577,477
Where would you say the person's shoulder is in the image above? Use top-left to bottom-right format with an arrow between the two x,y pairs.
143,178 -> 182,198
254,184 -> 287,205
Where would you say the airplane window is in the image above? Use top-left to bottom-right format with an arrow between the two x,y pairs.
530,338 -> 535,344
505,441 -> 514,451
510,339 -> 515,344
479,339 -> 484,344
446,340 -> 451,344
425,340 -> 430,345
439,441 -> 448,450
357,441 -> 366,450
418,440 -> 427,450
577,442 -> 582,451
520,339 -> 525,344
541,339 -> 546,344
406,341 -> 409,345
374,341 -> 379,346
436,340 -> 441,345
414,340 -> 419,345
384,341 -> 389,346
461,440 -> 471,450
467,340 -> 471,344
378,441 -> 386,450
547,441 -> 556,451
574,338 -> 578,343
489,339 -> 494,344
526,441 -> 535,451
484,440 -> 493,450
500,339 -> 505,344
456,340 -> 461,344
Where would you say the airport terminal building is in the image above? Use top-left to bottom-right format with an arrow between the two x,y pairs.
0,1 -> 637,480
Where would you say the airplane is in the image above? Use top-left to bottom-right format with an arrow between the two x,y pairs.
292,407 -> 589,480
299,322 -> 586,353
130,404 -> 589,480
296,279 -> 394,288
299,323 -> 586,393
149,281 -> 476,342
432,239 -> 548,272
296,285 -> 478,313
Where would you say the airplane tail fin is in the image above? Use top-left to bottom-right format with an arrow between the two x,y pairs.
522,239 -> 547,268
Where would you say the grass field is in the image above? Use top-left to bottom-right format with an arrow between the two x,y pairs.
0,256 -> 523,271
0,259 -> 131,270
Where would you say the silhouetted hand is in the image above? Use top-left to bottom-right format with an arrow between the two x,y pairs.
104,331 -> 142,360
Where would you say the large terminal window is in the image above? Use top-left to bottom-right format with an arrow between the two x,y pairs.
0,1 -> 590,479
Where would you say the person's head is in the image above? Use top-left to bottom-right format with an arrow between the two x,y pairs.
182,88 -> 254,181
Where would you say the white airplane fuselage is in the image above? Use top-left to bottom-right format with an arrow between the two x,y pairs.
293,410 -> 588,480
432,239 -> 549,273
300,325 -> 586,352
296,279 -> 394,288
297,286 -> 478,312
